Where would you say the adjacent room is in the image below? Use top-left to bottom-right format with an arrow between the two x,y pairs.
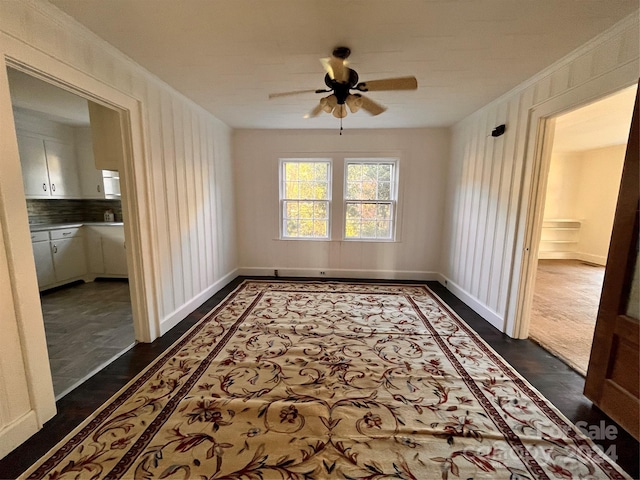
0,1 -> 638,479
529,85 -> 637,375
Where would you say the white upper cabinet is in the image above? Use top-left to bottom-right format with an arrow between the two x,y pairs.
43,139 -> 81,197
17,133 -> 82,198
16,134 -> 50,197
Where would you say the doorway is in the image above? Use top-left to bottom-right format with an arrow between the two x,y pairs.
6,67 -> 136,398
527,85 -> 636,374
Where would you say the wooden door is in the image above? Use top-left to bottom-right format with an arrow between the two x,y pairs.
584,84 -> 639,440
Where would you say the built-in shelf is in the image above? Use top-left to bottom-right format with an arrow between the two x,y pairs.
539,219 -> 581,259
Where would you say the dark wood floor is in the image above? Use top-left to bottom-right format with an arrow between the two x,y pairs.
1,277 -> 637,479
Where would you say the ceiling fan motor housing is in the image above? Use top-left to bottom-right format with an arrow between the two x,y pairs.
324,69 -> 359,104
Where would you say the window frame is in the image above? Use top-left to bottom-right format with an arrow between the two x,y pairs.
342,158 -> 399,242
279,158 -> 332,240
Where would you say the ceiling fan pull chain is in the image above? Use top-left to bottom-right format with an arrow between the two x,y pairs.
340,115 -> 343,135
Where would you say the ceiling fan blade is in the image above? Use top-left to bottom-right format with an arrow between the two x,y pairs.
268,89 -> 322,99
359,95 -> 387,116
320,56 -> 349,83
355,76 -> 418,92
304,102 -> 324,119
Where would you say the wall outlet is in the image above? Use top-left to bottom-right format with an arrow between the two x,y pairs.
274,269 -> 279,277
320,271 -> 326,276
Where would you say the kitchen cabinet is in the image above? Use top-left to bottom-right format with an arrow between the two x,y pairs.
17,132 -> 81,198
17,134 -> 50,197
44,139 -> 82,197
30,231 -> 55,287
50,229 -> 87,281
93,225 -> 127,276
30,227 -> 87,290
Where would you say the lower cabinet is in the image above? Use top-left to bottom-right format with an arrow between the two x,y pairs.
31,228 -> 87,291
31,234 -> 56,287
31,224 -> 127,291
84,225 -> 128,278
52,236 -> 87,281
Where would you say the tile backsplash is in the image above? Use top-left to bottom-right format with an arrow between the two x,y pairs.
26,199 -> 123,225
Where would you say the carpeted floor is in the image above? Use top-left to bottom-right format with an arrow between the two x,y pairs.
22,280 -> 627,479
529,259 -> 605,375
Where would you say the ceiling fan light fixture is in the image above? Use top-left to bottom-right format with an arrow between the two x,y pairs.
333,104 -> 347,118
346,94 -> 363,113
322,94 -> 337,113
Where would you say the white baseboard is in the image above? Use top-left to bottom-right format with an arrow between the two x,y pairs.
159,268 -> 239,335
440,277 -> 505,332
237,267 -> 440,281
576,252 -> 607,266
538,251 -> 578,260
537,251 -> 607,266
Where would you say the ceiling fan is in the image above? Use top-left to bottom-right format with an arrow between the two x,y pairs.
268,47 -> 418,120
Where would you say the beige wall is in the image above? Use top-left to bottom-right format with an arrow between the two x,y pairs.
234,128 -> 449,279
574,145 -> 626,264
542,145 -> 626,265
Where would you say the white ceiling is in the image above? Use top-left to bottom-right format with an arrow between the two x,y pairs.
46,0 -> 639,130
6,68 -> 90,126
553,85 -> 637,153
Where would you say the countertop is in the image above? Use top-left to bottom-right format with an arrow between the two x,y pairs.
30,222 -> 124,232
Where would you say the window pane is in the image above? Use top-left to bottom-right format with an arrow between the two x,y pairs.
347,164 -> 362,181
376,203 -> 391,220
378,164 -> 391,181
378,182 -> 391,200
314,183 -> 328,200
284,201 -> 299,219
298,219 -> 314,237
376,221 -> 391,238
284,162 -> 299,181
285,182 -> 299,199
363,164 -> 377,181
313,220 -> 328,237
361,180 -> 377,200
285,219 -> 298,237
299,181 -> 314,199
345,219 -> 360,238
361,221 -> 376,238
314,202 -> 328,219
346,202 -> 361,219
298,162 -> 314,180
346,181 -> 361,200
314,163 -> 328,181
299,202 -> 314,219
361,203 -> 377,220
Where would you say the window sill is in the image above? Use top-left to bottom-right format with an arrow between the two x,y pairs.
275,238 -> 399,243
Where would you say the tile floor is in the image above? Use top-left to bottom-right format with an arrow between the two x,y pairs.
40,279 -> 135,398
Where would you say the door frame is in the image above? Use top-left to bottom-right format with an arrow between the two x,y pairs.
0,31 -> 159,443
511,78 -> 639,339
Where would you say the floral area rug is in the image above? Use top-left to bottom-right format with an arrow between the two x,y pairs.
23,280 -> 629,479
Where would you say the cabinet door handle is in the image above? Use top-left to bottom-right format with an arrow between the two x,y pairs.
97,185 -> 101,193
53,244 -> 58,253
62,232 -> 72,236
43,183 -> 47,192
51,183 -> 56,192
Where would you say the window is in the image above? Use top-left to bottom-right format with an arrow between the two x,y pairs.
280,159 -> 331,239
344,159 -> 397,240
